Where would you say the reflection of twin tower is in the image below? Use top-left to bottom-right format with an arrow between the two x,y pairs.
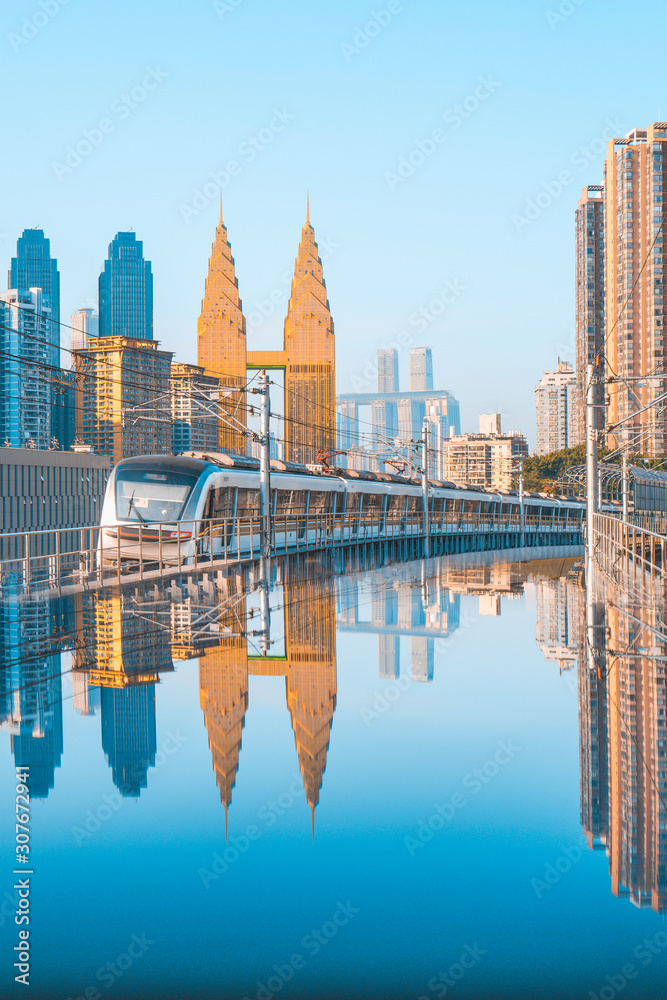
199,575 -> 336,830
197,200 -> 335,463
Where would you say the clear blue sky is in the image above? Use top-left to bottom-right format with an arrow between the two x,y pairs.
1,0 -> 664,445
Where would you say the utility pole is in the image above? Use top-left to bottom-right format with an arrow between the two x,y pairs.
517,455 -> 525,542
622,450 -> 629,521
586,362 -> 598,563
422,417 -> 430,558
259,370 -> 272,558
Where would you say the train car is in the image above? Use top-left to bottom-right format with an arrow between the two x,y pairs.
97,453 -> 586,567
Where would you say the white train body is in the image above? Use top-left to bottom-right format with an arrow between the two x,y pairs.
98,453 -> 587,567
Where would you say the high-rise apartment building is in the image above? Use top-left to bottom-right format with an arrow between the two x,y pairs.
75,336 -> 173,464
535,360 -> 579,455
70,307 -> 98,352
579,124 -> 667,456
409,347 -> 433,391
439,423 -> 529,489
99,232 -> 153,340
0,289 -> 52,449
377,348 -> 399,392
171,362 -> 220,455
575,185 -> 605,444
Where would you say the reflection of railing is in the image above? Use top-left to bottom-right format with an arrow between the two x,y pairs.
592,512 -> 666,581
0,509 -> 583,591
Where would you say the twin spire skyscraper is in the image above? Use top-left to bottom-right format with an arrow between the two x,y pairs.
197,199 -> 335,463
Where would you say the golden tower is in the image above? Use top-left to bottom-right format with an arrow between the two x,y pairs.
197,201 -> 247,455
283,197 -> 335,464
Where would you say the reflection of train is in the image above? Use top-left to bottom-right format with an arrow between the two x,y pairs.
98,453 -> 587,565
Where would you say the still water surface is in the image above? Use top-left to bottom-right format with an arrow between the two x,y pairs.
1,551 -> 665,1000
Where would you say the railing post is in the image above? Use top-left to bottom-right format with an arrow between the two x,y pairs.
55,532 -> 61,587
25,533 -> 31,587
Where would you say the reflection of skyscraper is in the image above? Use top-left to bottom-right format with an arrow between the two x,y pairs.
0,593 -> 64,798
576,576 -> 667,913
410,637 -> 434,682
101,685 -> 156,796
75,591 -> 171,797
199,593 -> 249,827
535,578 -> 582,671
285,576 -> 337,828
379,636 -> 400,679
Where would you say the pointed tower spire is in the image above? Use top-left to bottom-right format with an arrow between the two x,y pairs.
197,208 -> 247,454
282,207 -> 335,464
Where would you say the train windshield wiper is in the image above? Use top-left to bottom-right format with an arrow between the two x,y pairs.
127,490 -> 147,523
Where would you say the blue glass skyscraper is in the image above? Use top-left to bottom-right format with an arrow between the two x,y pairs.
99,232 -> 153,340
8,229 -> 63,445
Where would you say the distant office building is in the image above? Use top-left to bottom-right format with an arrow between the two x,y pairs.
0,446 -> 110,535
409,347 -> 433,391
411,637 -> 434,682
9,227 -> 60,358
249,431 -> 283,462
171,362 -> 220,455
479,413 -> 502,436
99,232 -> 153,340
70,307 -> 98,352
575,185 -> 605,445
439,418 -> 529,489
0,288 -> 52,450
535,361 -> 579,456
378,635 -> 400,679
377,348 -> 399,392
336,388 -> 460,472
75,336 -> 173,464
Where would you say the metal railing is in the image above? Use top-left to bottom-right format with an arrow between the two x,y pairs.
627,511 -> 667,537
592,512 -> 666,581
0,508 -> 583,592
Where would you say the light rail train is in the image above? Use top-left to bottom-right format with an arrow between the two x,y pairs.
98,453 -> 588,566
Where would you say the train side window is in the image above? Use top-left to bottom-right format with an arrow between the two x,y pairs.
237,489 -> 261,516
362,492 -> 384,518
206,487 -> 234,518
309,490 -> 333,514
386,495 -> 406,519
407,496 -> 423,514
275,489 -> 307,514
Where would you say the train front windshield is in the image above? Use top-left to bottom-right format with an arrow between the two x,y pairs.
115,468 -> 198,523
